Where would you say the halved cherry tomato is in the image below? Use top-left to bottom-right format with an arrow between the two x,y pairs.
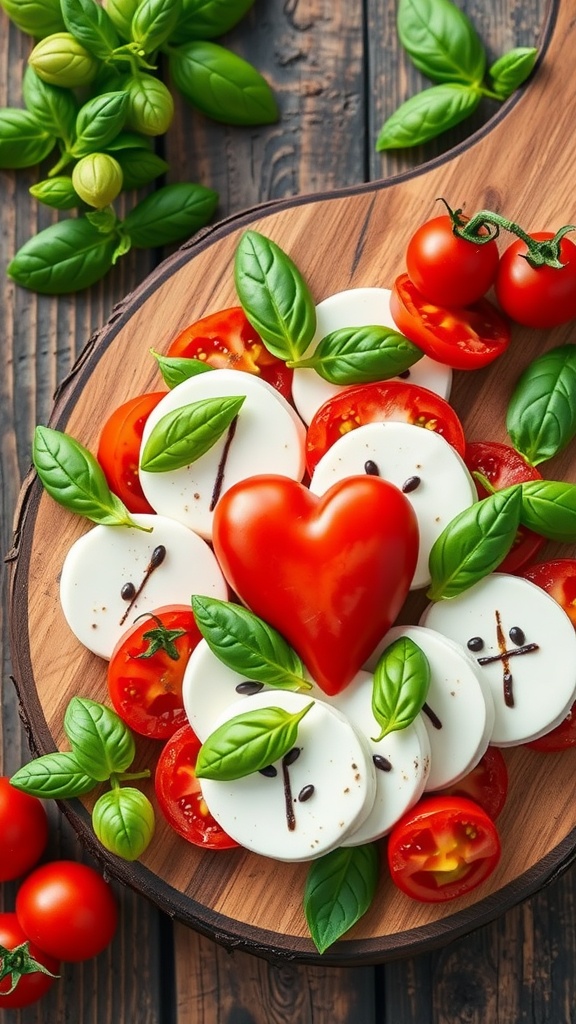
525,701 -> 576,752
387,795 -> 501,902
97,392 -> 166,514
155,724 -> 239,849
465,441 -> 546,573
107,606 -> 202,739
167,306 -> 293,401
390,273 -> 511,370
432,748 -> 509,820
406,215 -> 500,308
305,379 -> 466,474
520,558 -> 576,628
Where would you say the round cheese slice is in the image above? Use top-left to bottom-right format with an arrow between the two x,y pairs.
309,420 -> 477,589
421,573 -> 576,747
290,287 -> 452,425
199,690 -> 377,862
138,369 -> 306,539
59,514 -> 228,659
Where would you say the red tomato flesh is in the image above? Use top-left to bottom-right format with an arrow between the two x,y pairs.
432,748 -> 509,820
97,391 -> 166,514
521,558 -> 576,628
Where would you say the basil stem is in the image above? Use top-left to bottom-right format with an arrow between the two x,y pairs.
93,787 -> 155,861
397,0 -> 486,85
195,702 -> 314,781
376,83 -> 480,150
152,349 -> 214,388
10,751 -> 97,798
289,326 -> 423,385
519,480 -> 576,542
506,345 -> 576,466
192,595 -> 310,690
63,697 -> 136,782
303,844 -> 379,954
371,636 -> 430,741
140,394 -> 245,472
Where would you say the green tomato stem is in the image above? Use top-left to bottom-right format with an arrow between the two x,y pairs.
454,209 -> 576,268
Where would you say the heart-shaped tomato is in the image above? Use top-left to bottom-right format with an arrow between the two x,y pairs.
212,475 -> 418,695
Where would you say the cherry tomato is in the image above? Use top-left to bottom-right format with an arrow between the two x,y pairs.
0,778 -> 48,882
167,306 -> 293,401
390,273 -> 511,370
525,701 -> 576,752
97,391 -> 166,514
305,379 -> 466,474
0,913 -> 59,1009
16,861 -> 118,963
464,441 -> 546,573
387,795 -> 501,902
520,558 -> 576,628
433,748 -> 509,820
155,724 -> 239,849
406,215 -> 500,308
108,606 -> 202,739
495,232 -> 576,328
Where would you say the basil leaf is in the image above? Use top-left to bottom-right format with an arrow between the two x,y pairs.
93,788 -> 155,861
397,0 -> 485,85
169,41 -> 278,125
33,425 -> 144,528
10,752 -> 97,798
140,394 -> 244,472
195,702 -> 314,781
291,326 -> 423,385
371,636 -> 430,741
304,844 -> 379,954
489,47 -> 538,100
168,0 -> 254,43
104,130 -> 155,152
0,108 -> 55,169
234,230 -> 316,361
122,182 -> 218,246
152,350 -> 214,388
506,345 -> 576,466
192,596 -> 310,690
520,480 -> 576,542
30,176 -> 82,209
112,148 -> 168,189
64,697 -> 136,781
376,84 -> 480,150
72,91 -> 129,157
22,66 -> 78,144
427,486 -> 522,601
61,0 -> 120,58
102,0 -> 141,40
132,0 -> 182,53
0,0 -> 66,38
7,216 -> 118,294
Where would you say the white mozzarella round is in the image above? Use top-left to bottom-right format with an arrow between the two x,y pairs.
309,421 -> 477,589
421,573 -> 576,747
199,690 -> 377,862
321,670 -> 430,844
375,625 -> 495,791
290,287 -> 452,425
59,514 -> 228,659
138,369 -> 306,539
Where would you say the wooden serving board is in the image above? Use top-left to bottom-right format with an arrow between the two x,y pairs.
9,0 -> 576,966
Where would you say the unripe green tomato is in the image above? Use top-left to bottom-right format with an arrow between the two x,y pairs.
102,0 -> 142,41
29,33 -> 100,87
72,153 -> 123,208
0,0 -> 66,39
124,74 -> 174,136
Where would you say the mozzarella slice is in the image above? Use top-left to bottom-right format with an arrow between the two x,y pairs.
421,573 -> 576,747
370,625 -> 495,791
59,514 -> 228,659
309,420 -> 477,589
138,369 -> 306,539
290,287 -> 452,425
199,690 -> 377,862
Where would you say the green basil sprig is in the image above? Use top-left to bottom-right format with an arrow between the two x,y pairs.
427,486 -> 522,600
234,230 -> 317,362
93,786 -> 155,862
152,350 -> 214,388
506,345 -> 576,466
195,702 -> 314,781
168,41 -> 279,126
371,636 -> 430,740
192,595 -> 311,691
519,480 -> 576,542
288,326 -> 423,385
140,394 -> 245,472
33,424 -> 148,530
303,844 -> 379,954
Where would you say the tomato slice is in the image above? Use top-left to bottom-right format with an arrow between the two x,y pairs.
107,606 -> 201,740
167,306 -> 293,401
465,441 -> 546,573
305,379 -> 466,474
155,724 -> 239,849
521,558 -> 576,628
387,795 -> 501,902
390,273 -> 511,370
97,391 -> 166,514
525,701 -> 576,752
431,748 -> 509,820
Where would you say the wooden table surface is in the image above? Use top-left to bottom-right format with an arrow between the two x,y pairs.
3,0 -> 576,1021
